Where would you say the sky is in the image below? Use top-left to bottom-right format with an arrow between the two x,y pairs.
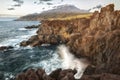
0,0 -> 120,17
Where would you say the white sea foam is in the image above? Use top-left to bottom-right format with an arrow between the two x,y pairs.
4,72 -> 15,80
57,45 -> 90,79
18,28 -> 27,31
41,44 -> 50,46
0,28 -> 37,49
26,52 -> 62,74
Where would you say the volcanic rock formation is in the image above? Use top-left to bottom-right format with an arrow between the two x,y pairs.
15,68 -> 120,80
19,4 -> 120,80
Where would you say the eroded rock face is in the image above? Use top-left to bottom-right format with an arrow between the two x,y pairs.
20,17 -> 90,47
68,4 -> 120,74
20,4 -> 120,77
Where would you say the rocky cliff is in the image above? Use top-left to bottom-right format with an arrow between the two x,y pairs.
19,4 -> 120,80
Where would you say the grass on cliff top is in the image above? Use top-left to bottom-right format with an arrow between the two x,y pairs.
47,13 -> 92,21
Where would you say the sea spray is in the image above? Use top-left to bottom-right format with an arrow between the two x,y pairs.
57,44 -> 90,79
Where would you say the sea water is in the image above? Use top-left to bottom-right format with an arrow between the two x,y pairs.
0,17 -> 61,80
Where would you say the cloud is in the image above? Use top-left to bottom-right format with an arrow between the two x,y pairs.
7,0 -> 23,10
93,4 -> 102,9
40,0 -> 52,1
34,0 -> 52,5
13,0 -> 24,4
34,0 -> 64,5
47,3 -> 53,5
88,4 -> 102,12
12,4 -> 21,7
8,8 -> 15,10
61,0 -> 63,2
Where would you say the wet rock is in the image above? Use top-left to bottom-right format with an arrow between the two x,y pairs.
16,68 -> 120,80
16,72 -> 26,80
15,68 -> 76,80
25,69 -> 39,80
25,25 -> 40,29
0,72 -> 4,80
0,46 -> 13,51
36,68 -> 46,80
20,35 -> 41,47
49,68 -> 62,79
16,68 -> 52,80
58,69 -> 76,80
20,41 -> 29,47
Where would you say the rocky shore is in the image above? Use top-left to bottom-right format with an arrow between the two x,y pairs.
19,4 -> 120,80
15,68 -> 120,80
25,25 -> 40,29
0,46 -> 13,51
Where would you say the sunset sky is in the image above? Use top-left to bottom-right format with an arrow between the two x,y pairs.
0,0 -> 120,16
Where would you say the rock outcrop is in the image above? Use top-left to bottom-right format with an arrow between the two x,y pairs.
20,35 -> 40,47
19,4 -> 120,79
20,18 -> 90,46
68,4 -> 120,74
0,46 -> 13,51
0,72 -> 4,80
15,68 -> 120,80
25,25 -> 40,29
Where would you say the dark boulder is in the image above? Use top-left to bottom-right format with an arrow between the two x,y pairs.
0,46 -> 13,51
49,68 -> 62,79
25,25 -> 40,29
20,35 -> 41,47
0,72 -> 4,80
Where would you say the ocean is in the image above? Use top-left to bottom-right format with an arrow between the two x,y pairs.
0,17 -> 61,80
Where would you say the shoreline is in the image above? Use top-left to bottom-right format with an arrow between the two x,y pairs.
18,4 -> 120,80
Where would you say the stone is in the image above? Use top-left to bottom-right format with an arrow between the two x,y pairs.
19,4 -> 120,78
0,46 -> 13,51
25,25 -> 40,29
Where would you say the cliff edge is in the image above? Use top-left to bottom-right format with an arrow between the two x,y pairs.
19,4 -> 120,80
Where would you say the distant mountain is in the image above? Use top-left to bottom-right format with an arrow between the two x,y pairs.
16,4 -> 89,21
42,4 -> 89,13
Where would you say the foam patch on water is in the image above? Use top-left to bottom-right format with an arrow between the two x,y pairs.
25,52 -> 62,74
3,51 -> 62,80
41,44 -> 51,46
18,28 -> 27,31
0,28 -> 37,49
4,72 -> 15,80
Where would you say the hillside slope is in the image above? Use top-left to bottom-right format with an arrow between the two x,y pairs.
16,5 -> 89,21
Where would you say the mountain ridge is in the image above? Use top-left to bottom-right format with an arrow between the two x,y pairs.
41,4 -> 89,13
16,4 -> 89,21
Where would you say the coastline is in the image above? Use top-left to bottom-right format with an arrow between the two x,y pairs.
17,4 -> 120,80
